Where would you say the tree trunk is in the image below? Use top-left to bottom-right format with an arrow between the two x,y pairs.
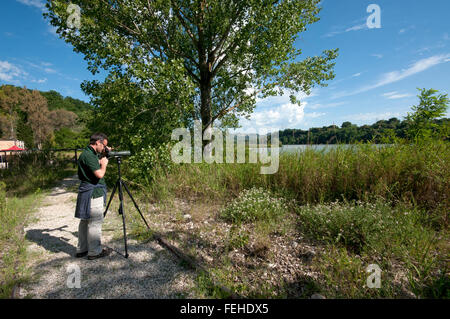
199,67 -> 213,158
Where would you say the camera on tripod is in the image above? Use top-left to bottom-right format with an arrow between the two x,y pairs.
101,148 -> 131,159
102,147 -> 149,259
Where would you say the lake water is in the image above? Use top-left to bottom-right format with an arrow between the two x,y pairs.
250,144 -> 390,154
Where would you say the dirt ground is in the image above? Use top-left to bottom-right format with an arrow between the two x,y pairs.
20,175 -> 197,299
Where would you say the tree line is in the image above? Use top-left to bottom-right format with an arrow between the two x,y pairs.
278,88 -> 449,145
0,85 -> 92,149
278,117 -> 449,145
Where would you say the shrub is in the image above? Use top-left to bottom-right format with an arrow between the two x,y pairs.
127,142 -> 173,184
220,187 -> 288,224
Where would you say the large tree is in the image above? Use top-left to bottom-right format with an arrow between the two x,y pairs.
0,85 -> 21,139
45,0 -> 338,148
405,88 -> 449,141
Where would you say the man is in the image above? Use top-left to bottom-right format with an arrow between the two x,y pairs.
74,133 -> 112,260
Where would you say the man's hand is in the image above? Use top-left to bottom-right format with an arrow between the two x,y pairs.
99,157 -> 109,167
94,157 -> 108,179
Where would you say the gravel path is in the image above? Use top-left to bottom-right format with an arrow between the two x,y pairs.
21,175 -> 197,299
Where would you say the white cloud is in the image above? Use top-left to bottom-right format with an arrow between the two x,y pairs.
26,61 -> 58,74
345,24 -> 367,32
305,112 -> 326,118
31,78 -> 47,84
308,101 -> 346,110
44,67 -> 57,74
235,89 -> 318,133
372,54 -> 450,87
382,91 -> 413,100
47,24 -> 59,37
0,61 -> 28,82
399,25 -> 415,35
15,0 -> 46,11
241,103 -> 305,133
332,54 -> 450,99
323,22 -> 368,38
0,60 -> 51,86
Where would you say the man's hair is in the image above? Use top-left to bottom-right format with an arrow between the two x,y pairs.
90,133 -> 108,145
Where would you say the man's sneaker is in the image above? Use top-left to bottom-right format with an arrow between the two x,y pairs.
75,251 -> 88,258
87,247 -> 112,260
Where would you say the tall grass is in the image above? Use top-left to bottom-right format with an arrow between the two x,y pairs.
143,140 -> 449,228
127,140 -> 448,298
0,152 -> 76,298
0,182 -> 43,298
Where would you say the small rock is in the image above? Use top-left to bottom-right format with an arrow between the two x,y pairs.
183,214 -> 191,220
310,293 -> 326,299
203,255 -> 213,263
299,250 -> 316,263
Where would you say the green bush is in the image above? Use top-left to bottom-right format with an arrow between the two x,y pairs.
0,151 -> 76,196
128,142 -> 173,184
296,199 -> 429,253
220,187 -> 288,224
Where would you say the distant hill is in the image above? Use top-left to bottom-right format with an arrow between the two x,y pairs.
38,90 -> 94,117
278,118 -> 450,144
0,85 -> 93,148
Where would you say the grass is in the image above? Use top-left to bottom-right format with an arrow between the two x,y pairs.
219,187 -> 288,224
0,151 -> 77,196
122,139 -> 449,299
296,199 -> 448,298
140,140 -> 449,228
0,152 -> 76,299
0,182 -> 43,298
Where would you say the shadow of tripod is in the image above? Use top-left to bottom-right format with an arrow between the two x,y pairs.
103,156 -> 150,258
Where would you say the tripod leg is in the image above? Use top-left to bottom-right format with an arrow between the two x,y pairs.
118,180 -> 129,258
122,181 -> 151,230
103,179 -> 118,217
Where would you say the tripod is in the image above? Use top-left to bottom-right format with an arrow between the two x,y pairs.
103,156 -> 150,258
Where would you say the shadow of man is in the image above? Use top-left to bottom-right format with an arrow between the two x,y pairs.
26,225 -> 76,256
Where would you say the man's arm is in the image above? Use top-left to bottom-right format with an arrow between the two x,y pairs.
93,157 -> 108,179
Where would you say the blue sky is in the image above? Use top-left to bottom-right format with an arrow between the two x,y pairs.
1,0 -> 449,134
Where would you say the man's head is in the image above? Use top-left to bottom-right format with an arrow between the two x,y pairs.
90,133 -> 108,154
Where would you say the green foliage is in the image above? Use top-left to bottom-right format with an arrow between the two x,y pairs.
0,182 -> 5,213
148,140 -> 449,229
296,200 -> 421,254
53,127 -> 88,148
82,70 -> 194,153
45,0 -> 337,140
16,118 -> 34,149
0,85 -> 92,149
220,187 -> 288,224
298,200 -> 447,298
40,90 -> 93,117
278,117 -> 448,145
0,151 -> 76,196
0,183 -> 44,298
405,88 -> 449,141
128,142 -> 174,184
